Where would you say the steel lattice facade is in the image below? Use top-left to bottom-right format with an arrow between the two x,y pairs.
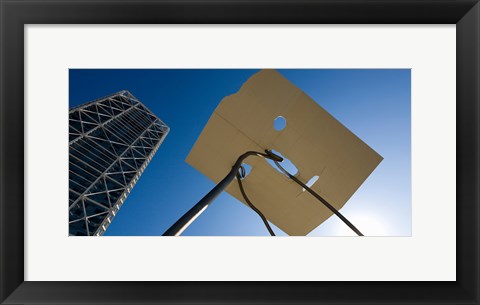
69,91 -> 169,236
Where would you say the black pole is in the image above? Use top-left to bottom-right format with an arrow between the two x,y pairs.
162,151 -> 282,236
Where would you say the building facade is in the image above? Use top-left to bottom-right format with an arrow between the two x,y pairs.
69,91 -> 169,236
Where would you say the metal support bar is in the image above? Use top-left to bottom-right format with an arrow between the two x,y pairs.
272,158 -> 364,236
162,151 -> 282,236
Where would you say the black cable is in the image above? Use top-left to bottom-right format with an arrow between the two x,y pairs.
268,151 -> 364,236
236,166 -> 276,236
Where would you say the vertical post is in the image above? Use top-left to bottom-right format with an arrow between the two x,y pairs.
162,151 -> 282,236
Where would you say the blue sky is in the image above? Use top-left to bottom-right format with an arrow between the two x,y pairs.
69,69 -> 411,236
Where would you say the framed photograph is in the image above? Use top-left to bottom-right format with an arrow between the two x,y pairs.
1,0 -> 478,304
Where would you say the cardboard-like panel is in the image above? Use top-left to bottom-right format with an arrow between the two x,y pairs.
186,70 -> 383,235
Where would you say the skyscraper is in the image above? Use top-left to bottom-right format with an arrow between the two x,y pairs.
68,91 -> 169,236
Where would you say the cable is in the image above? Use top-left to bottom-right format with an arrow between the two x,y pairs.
162,150 -> 283,236
268,151 -> 364,236
236,166 -> 276,236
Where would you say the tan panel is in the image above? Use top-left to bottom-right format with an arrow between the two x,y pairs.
186,70 -> 383,236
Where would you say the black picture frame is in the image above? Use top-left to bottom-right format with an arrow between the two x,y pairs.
1,1 -> 478,304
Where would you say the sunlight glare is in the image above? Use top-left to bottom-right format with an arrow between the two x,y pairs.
334,213 -> 390,236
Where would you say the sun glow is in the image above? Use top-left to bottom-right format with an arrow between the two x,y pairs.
334,213 -> 390,236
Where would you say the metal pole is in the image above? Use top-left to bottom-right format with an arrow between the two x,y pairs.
162,151 -> 282,236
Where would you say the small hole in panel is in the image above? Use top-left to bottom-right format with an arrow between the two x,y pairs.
239,163 -> 252,179
274,116 -> 287,131
266,149 -> 298,176
302,175 -> 319,192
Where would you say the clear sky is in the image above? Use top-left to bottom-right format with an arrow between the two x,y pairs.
69,69 -> 411,236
